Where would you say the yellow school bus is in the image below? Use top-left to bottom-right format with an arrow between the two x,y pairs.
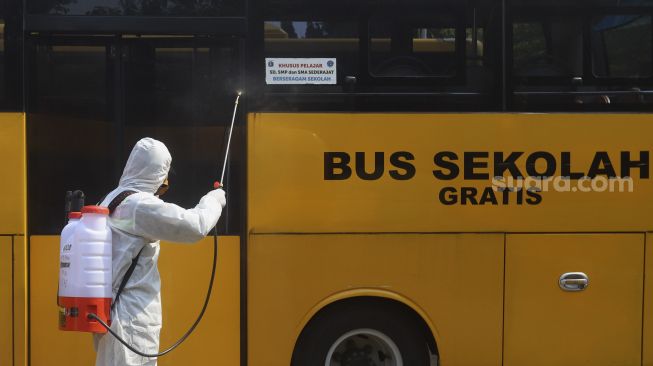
248,0 -> 653,365
2,0 -> 653,365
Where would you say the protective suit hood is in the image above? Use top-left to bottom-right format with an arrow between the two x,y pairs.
119,138 -> 171,194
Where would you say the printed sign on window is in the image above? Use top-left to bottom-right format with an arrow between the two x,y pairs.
265,58 -> 337,85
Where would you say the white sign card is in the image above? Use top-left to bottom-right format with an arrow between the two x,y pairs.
265,58 -> 337,85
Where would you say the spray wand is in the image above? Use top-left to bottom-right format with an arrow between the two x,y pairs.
215,91 -> 241,189
89,91 -> 243,357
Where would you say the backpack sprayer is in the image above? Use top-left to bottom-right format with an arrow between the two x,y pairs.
59,91 -> 242,357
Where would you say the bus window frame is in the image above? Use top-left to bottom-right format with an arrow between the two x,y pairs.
363,7 -> 467,86
25,15 -> 247,36
262,16 -> 361,94
0,0 -> 23,111
511,5 -> 653,87
249,0 -> 503,111
259,4 -> 472,93
26,33 -> 245,235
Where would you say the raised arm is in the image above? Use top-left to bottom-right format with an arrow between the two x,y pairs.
124,189 -> 226,243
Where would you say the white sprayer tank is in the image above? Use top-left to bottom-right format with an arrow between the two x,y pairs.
58,211 -> 81,300
58,205 -> 112,333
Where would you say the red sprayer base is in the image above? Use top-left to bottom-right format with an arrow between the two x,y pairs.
58,296 -> 112,333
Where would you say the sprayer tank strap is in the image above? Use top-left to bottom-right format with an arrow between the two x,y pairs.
106,190 -> 141,311
112,246 -> 143,311
106,190 -> 135,213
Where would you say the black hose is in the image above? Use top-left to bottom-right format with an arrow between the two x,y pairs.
88,227 -> 219,358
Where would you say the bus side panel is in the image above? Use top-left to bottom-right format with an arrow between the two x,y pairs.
505,234 -> 643,366
158,236 -> 240,366
29,236 -> 240,366
13,235 -> 27,366
644,233 -> 653,366
0,236 -> 12,366
0,112 -> 25,234
30,237 -> 95,366
248,233 -> 504,366
0,113 -> 27,366
248,113 -> 653,233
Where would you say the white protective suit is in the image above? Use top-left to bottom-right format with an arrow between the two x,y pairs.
93,137 -> 226,366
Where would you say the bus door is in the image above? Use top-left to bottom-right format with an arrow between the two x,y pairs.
26,33 -> 243,365
504,234 -> 644,366
27,33 -> 243,233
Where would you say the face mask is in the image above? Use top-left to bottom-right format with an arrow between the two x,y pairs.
155,179 -> 169,197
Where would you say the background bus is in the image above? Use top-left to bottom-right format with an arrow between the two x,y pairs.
0,0 -> 652,365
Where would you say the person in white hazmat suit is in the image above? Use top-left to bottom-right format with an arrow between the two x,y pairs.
93,137 -> 226,366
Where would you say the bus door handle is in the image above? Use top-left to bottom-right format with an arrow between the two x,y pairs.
559,272 -> 589,292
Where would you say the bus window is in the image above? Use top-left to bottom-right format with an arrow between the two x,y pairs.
256,0 -> 501,111
263,20 -> 359,90
467,27 -> 484,64
27,35 -> 242,234
27,40 -> 117,234
123,40 -> 241,231
28,0 -> 244,16
369,16 -> 459,77
0,0 -> 21,111
511,2 -> 653,110
513,18 -> 583,78
516,0 -> 653,6
591,15 -> 652,78
512,22 -> 545,76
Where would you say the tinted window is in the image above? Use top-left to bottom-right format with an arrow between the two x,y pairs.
264,20 -> 359,90
592,15 -> 652,78
28,0 -> 244,16
27,40 -> 117,233
0,0 -> 22,111
369,16 -> 459,77
513,17 -> 583,78
514,0 -> 653,6
512,14 -> 652,80
511,3 -> 653,109
31,44 -> 111,119
256,0 -> 501,111
123,39 -> 242,225
28,36 -> 243,234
